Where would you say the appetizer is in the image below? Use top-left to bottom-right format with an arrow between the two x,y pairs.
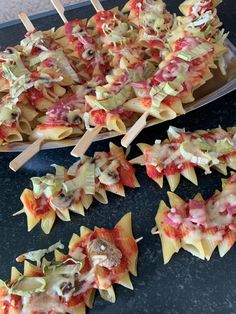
17,143 -> 139,233
0,0 -> 229,149
153,172 -> 236,263
136,126 -> 236,191
0,213 -> 139,313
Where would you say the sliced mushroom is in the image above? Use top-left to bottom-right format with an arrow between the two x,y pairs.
67,109 -> 82,125
98,160 -> 120,186
60,281 -> 74,296
50,192 -> 74,210
82,48 -> 95,61
4,46 -> 16,54
72,24 -> 84,37
0,105 -> 21,126
88,238 -> 122,269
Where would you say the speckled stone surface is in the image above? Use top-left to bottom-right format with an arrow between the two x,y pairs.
0,1 -> 236,313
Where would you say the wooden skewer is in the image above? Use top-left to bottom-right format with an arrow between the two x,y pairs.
51,0 -> 104,157
9,138 -> 45,172
18,12 -> 35,32
50,0 -> 68,23
90,0 -> 105,12
90,0 -> 148,149
91,0 -> 147,150
9,14 -> 47,172
121,112 -> 149,148
71,125 -> 103,157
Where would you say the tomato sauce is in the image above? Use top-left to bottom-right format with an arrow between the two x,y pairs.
94,11 -> 115,35
1,294 -> 22,314
27,194 -> 51,217
65,20 -> 85,42
118,162 -> 137,188
90,109 -> 107,125
189,1 -> 214,16
71,226 -> 137,287
130,0 -> 145,17
27,87 -> 44,107
0,125 -> 7,139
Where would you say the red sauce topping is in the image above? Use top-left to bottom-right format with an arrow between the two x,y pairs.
146,164 -> 162,179
118,162 -> 137,188
189,1 -> 214,16
140,97 -> 152,108
130,0 -> 145,17
90,109 -> 107,125
65,19 -> 85,42
27,194 -> 51,217
0,125 -> 7,139
27,87 -> 44,106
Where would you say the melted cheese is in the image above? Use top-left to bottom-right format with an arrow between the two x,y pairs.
166,179 -> 236,240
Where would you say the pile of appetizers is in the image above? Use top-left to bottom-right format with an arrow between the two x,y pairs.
0,0 -> 228,147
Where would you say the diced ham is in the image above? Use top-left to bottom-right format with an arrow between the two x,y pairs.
189,199 -> 207,225
165,213 -> 182,228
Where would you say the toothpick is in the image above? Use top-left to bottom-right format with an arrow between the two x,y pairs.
51,0 -> 68,23
90,0 -> 105,12
9,137 -> 45,172
18,12 -> 35,32
70,125 -> 103,157
121,112 -> 149,148
13,209 -> 25,216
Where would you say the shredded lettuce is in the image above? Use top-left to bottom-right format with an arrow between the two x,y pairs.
20,31 -> 45,54
51,164 -> 66,182
190,12 -> 214,27
167,126 -> 185,139
31,174 -> 62,198
29,50 -> 79,83
215,138 -> 234,153
9,277 -> 46,297
63,160 -> 95,195
67,160 -> 81,177
177,42 -> 213,61
94,85 -> 133,111
16,241 -> 64,267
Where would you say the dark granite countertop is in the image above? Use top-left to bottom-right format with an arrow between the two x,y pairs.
0,1 -> 236,313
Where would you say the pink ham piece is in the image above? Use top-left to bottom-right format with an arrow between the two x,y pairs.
189,199 -> 207,225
